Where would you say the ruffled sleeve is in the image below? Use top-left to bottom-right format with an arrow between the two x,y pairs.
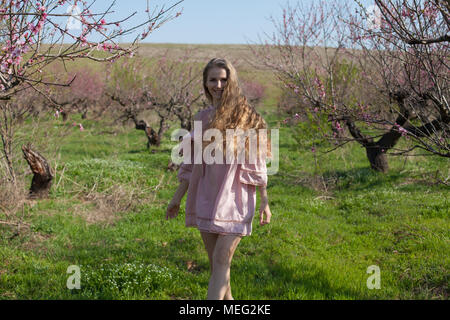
177,160 -> 193,183
239,156 -> 268,186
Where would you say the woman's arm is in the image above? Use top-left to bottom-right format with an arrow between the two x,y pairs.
166,180 -> 189,220
172,180 -> 189,204
258,185 -> 271,225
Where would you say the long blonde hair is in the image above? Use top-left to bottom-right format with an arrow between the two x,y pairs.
203,58 -> 271,161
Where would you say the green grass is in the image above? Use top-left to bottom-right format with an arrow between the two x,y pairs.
0,66 -> 449,300
1,109 -> 448,300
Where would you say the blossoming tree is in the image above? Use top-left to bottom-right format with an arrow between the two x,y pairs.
108,51 -> 203,149
256,0 -> 449,172
0,0 -> 183,197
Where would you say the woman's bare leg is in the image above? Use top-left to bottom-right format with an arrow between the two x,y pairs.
200,232 -> 233,299
206,234 -> 242,300
200,231 -> 218,272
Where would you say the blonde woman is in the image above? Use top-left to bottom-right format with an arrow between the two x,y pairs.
166,58 -> 272,300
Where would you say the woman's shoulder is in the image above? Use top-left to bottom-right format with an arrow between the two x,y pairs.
194,105 -> 215,121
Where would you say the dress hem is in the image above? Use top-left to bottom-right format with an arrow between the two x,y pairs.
185,214 -> 252,237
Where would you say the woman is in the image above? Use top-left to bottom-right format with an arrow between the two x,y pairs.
166,58 -> 272,300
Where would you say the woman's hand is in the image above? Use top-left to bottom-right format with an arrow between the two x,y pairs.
166,200 -> 181,220
166,180 -> 189,221
259,192 -> 272,226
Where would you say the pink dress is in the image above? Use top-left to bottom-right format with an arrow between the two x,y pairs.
177,106 -> 268,236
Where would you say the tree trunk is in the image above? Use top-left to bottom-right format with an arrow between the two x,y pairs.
157,117 -> 169,147
365,144 -> 389,173
180,118 -> 191,131
133,118 -> 160,148
345,117 -> 392,173
21,144 -> 54,199
61,110 -> 68,122
145,126 -> 160,147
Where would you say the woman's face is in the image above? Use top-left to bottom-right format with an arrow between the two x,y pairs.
206,67 -> 227,101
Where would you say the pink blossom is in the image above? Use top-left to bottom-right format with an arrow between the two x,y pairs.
314,77 -> 326,99
13,56 -> 22,65
1,63 -> 8,73
79,36 -> 88,46
102,42 -> 113,52
395,123 -> 408,137
79,123 -> 84,131
28,23 -> 39,35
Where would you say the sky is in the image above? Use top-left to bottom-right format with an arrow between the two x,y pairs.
97,0 -> 290,44
140,0 -> 286,44
57,0 -> 376,45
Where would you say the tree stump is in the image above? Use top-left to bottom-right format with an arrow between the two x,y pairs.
134,119 -> 160,148
145,126 -> 160,148
61,110 -> 68,121
21,144 -> 54,199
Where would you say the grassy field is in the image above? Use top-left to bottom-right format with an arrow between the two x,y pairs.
0,45 -> 449,300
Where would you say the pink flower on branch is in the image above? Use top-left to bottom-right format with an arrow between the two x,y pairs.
314,77 -> 326,100
0,0 -> 184,99
394,123 -> 409,137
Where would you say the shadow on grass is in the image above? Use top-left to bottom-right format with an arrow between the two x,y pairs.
323,166 -> 448,193
234,259 -> 374,300
269,166 -> 400,194
321,167 -> 405,192
128,148 -> 173,154
128,149 -> 145,154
